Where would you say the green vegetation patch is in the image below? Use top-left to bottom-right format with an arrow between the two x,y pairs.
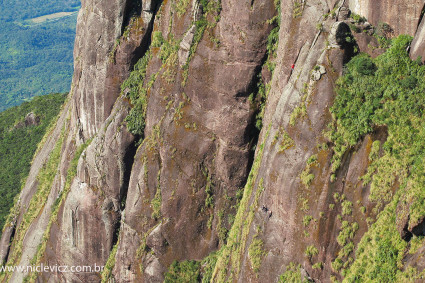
303,215 -> 313,227
200,251 -> 218,283
248,233 -> 266,274
151,171 -> 162,220
337,221 -> 359,247
174,0 -> 191,17
122,50 -> 152,137
278,129 -> 294,153
165,260 -> 201,283
162,251 -> 218,283
293,0 -> 305,18
300,154 -> 318,187
304,245 -> 318,261
101,240 -> 119,282
327,35 -> 425,280
0,93 -> 66,232
279,262 -> 305,282
204,170 -> 214,209
344,196 -> 408,281
341,200 -> 353,216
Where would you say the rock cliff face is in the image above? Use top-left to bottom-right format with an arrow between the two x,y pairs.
2,0 -> 425,282
348,0 -> 424,35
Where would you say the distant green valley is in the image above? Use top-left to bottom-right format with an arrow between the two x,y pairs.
0,0 -> 80,111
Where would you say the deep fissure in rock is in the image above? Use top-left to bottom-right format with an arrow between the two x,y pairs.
111,0 -> 163,248
120,140 -> 138,211
2,223 -> 16,264
125,0 -> 163,68
122,0 -> 143,33
416,4 -> 425,34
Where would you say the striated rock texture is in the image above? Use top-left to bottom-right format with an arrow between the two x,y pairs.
71,0 -> 156,140
348,0 -> 425,36
211,0 -> 425,282
0,0 -> 156,281
411,7 -> 425,62
1,0 -> 275,281
112,0 -> 276,281
3,0 -> 425,282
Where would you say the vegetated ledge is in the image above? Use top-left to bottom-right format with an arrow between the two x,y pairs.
326,35 -> 425,281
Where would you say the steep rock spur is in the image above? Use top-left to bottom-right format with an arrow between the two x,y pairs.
3,0 -> 425,282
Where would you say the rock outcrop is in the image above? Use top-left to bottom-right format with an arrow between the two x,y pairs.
71,0 -> 157,140
3,0 -> 425,282
348,0 -> 424,36
411,11 -> 425,61
14,112 -> 40,128
112,0 -> 276,281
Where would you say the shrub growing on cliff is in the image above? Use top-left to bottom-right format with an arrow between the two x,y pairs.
200,252 -> 217,283
400,75 -> 417,89
350,54 -> 376,76
151,172 -> 162,220
328,36 -> 415,172
279,262 -> 303,282
329,34 -> 425,280
101,240 -> 119,282
164,260 -> 200,283
248,236 -> 266,273
304,245 -> 318,260
122,51 -> 151,137
350,13 -> 366,23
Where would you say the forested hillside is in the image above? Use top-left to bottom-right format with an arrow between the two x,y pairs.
0,0 -> 80,22
0,0 -> 79,111
0,93 -> 67,233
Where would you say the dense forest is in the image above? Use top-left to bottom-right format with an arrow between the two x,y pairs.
0,0 -> 80,22
0,93 -> 67,233
0,0 -> 79,111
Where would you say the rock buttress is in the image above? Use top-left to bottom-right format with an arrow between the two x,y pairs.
213,0 -> 425,282
112,0 -> 276,281
0,0 -> 157,281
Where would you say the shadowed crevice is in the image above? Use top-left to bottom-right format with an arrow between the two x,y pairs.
416,4 -> 425,34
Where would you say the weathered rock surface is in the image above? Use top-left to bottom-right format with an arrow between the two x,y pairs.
213,0 -> 425,282
113,0 -> 276,281
348,0 -> 424,36
3,0 -> 425,282
40,97 -> 134,282
0,0 -> 154,281
411,13 -> 425,62
71,0 -> 156,140
14,112 -> 41,128
224,2 -> 356,280
178,25 -> 196,66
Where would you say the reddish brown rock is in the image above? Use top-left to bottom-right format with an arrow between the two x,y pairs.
411,14 -> 425,62
71,0 -> 157,140
347,0 -> 424,36
113,0 -> 277,281
4,0 -> 425,282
